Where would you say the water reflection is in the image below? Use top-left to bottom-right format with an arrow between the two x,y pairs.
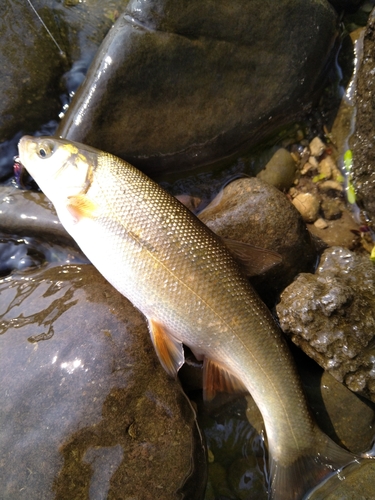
60,358 -> 84,374
197,396 -> 268,499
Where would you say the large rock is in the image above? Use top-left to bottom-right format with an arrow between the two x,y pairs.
276,247 -> 375,403
351,9 -> 375,231
0,1 -> 65,143
0,186 -> 72,244
58,0 -> 338,174
0,0 -> 130,179
0,264 -> 206,499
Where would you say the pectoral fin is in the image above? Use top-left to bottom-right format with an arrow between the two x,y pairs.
67,194 -> 98,221
148,319 -> 185,377
203,358 -> 247,401
223,238 -> 282,276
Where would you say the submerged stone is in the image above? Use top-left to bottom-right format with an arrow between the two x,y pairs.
0,264 -> 206,499
277,246 -> 375,403
308,461 -> 375,500
58,0 -> 338,174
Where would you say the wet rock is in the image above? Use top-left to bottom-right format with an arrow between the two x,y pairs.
321,197 -> 342,220
319,371 -> 375,453
0,1 -> 66,143
0,0 -> 131,179
198,178 -> 317,303
0,186 -> 73,245
276,247 -> 375,403
351,9 -> 375,231
256,148 -> 296,191
58,0 -> 338,174
0,264 -> 206,499
296,350 -> 375,454
308,210 -> 359,249
0,232 -> 87,278
292,192 -> 320,222
0,234 -> 83,278
309,461 -> 375,500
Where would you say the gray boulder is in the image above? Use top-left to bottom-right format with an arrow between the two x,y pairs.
277,247 -> 375,403
0,264 -> 206,499
58,0 -> 338,174
0,0 -> 130,179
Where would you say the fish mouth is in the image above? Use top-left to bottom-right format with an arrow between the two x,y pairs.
13,155 -> 38,190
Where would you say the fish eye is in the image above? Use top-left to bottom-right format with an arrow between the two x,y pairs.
36,140 -> 55,159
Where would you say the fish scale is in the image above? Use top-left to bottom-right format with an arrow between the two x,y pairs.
18,136 -> 361,499
93,155 -> 311,437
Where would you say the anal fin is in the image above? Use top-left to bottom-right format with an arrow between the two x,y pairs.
203,358 -> 247,401
148,318 -> 185,377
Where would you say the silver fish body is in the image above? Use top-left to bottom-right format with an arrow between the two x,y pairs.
18,136 -> 358,499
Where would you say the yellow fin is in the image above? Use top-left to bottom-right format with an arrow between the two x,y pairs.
203,358 -> 247,401
148,319 -> 185,377
67,194 -> 98,221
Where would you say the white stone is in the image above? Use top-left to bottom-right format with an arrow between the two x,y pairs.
309,136 -> 326,157
314,218 -> 328,229
292,192 -> 320,223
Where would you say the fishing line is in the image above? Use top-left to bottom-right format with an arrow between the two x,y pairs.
26,0 -> 66,59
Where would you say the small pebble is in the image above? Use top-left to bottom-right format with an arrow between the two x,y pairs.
301,162 -> 314,175
257,148 -> 296,191
314,218 -> 328,229
292,192 -> 320,223
309,156 -> 319,169
309,137 -> 326,157
318,180 -> 344,192
318,157 -> 334,179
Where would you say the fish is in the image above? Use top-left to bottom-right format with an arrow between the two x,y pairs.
18,135 -> 363,499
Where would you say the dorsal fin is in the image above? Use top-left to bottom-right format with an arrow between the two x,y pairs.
203,357 -> 247,401
223,238 -> 282,277
148,318 -> 185,377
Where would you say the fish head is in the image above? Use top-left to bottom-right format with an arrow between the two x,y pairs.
17,135 -> 98,203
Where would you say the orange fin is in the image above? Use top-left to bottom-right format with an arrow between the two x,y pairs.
148,319 -> 185,377
223,238 -> 282,276
67,194 -> 98,221
203,358 -> 247,401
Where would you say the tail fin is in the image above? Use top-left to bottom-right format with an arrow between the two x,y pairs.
269,426 -> 371,500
